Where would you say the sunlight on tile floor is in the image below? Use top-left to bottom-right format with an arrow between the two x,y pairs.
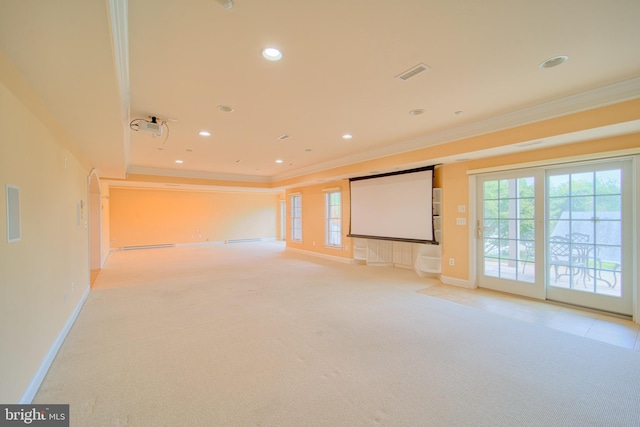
419,283 -> 640,351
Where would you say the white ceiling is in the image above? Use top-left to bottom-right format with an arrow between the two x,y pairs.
1,0 -> 640,184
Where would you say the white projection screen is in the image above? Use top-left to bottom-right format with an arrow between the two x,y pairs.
348,167 -> 435,243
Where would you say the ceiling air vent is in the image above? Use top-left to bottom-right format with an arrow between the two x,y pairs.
277,134 -> 290,141
395,63 -> 430,81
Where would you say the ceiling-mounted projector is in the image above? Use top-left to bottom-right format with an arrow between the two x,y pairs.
136,117 -> 163,137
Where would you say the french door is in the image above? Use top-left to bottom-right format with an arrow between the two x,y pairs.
545,160 -> 632,315
477,170 -> 545,299
477,159 -> 633,315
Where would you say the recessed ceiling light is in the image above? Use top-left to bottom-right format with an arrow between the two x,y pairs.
175,160 -> 184,164
409,109 -> 424,116
342,134 -> 353,140
454,110 -> 463,115
218,105 -> 234,113
275,159 -> 283,163
199,131 -> 211,137
216,0 -> 234,9
235,159 -> 241,163
262,47 -> 283,61
539,55 -> 568,69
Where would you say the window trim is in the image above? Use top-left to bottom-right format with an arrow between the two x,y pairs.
290,194 -> 302,243
325,189 -> 342,248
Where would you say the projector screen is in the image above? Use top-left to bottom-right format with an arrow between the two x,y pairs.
348,166 -> 435,243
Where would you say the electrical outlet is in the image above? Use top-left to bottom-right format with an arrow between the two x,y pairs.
456,218 -> 466,225
449,258 -> 455,266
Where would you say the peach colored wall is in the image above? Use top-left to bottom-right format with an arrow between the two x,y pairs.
100,184 -> 111,264
109,188 -> 280,247
439,163 -> 469,280
285,180 -> 352,259
277,194 -> 286,240
0,62 -> 90,402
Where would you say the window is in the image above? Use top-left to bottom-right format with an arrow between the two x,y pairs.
325,190 -> 341,247
482,176 -> 535,283
290,194 -> 302,242
6,185 -> 21,243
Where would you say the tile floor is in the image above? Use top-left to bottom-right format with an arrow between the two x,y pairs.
420,283 -> 640,351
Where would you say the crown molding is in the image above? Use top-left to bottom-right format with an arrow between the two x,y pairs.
127,166 -> 271,183
273,77 -> 640,182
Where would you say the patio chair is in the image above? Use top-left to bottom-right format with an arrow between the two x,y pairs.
520,232 -> 535,273
549,236 -> 586,287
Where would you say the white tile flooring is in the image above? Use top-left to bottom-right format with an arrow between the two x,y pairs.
420,283 -> 640,351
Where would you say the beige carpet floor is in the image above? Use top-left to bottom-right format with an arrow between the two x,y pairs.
34,242 -> 640,426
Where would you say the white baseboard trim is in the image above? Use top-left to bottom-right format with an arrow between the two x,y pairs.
19,285 -> 90,404
101,249 -> 110,268
175,241 -> 224,248
440,275 -> 476,289
286,247 -> 353,264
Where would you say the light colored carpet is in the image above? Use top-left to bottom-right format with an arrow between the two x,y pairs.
35,242 -> 640,426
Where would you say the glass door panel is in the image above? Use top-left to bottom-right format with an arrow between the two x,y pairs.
477,171 -> 544,299
546,160 -> 631,315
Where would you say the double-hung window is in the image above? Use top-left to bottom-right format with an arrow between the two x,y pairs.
290,194 -> 302,242
325,190 -> 341,247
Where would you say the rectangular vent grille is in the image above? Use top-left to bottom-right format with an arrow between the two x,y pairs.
396,63 -> 430,81
277,134 -> 290,140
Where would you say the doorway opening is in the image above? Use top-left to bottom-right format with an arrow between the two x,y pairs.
88,170 -> 102,287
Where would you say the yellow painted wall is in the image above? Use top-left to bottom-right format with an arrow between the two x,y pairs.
438,163 -> 469,279
286,180 -> 352,259
100,184 -> 111,265
0,66 -> 90,401
109,188 -> 280,247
